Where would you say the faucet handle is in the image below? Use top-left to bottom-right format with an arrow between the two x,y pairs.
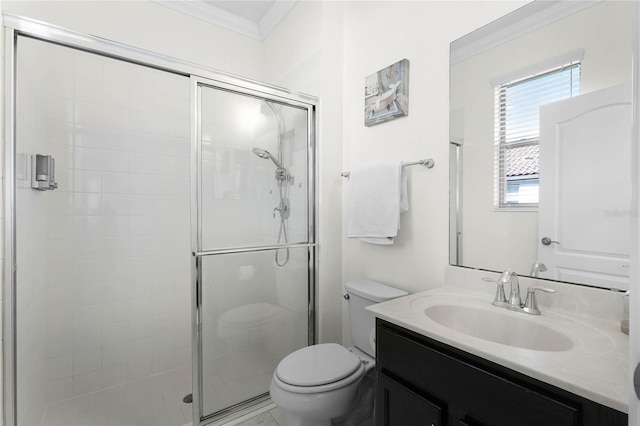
497,269 -> 513,284
482,277 -> 508,306
523,287 -> 556,315
528,286 -> 556,294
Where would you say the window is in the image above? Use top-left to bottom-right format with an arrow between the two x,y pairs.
494,62 -> 581,208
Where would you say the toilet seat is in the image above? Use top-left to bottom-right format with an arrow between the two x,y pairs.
273,362 -> 365,395
274,343 -> 365,394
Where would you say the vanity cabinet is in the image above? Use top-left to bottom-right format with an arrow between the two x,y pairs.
375,319 -> 627,426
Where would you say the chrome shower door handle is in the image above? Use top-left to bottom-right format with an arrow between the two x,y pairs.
541,237 -> 560,246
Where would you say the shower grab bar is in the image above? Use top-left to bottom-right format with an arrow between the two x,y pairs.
340,158 -> 435,178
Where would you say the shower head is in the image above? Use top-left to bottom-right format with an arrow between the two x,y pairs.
252,147 -> 285,170
252,147 -> 291,183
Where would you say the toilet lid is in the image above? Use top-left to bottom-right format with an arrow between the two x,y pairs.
276,343 -> 362,387
219,303 -> 282,327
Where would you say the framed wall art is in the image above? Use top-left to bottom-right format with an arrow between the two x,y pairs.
364,59 -> 409,126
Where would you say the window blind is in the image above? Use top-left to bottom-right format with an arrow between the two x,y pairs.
494,62 -> 581,209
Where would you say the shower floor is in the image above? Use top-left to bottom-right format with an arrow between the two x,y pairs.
40,367 -> 192,426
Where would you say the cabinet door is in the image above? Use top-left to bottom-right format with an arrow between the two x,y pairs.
453,417 -> 486,426
377,372 -> 442,426
377,323 -> 579,426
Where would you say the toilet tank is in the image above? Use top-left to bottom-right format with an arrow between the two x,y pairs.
345,279 -> 408,357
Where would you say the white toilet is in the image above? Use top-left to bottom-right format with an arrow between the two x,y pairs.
269,279 -> 408,426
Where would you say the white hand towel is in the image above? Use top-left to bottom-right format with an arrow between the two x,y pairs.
347,162 -> 408,245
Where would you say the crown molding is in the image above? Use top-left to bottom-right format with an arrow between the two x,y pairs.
451,1 -> 600,65
259,1 -> 297,40
154,1 -> 296,41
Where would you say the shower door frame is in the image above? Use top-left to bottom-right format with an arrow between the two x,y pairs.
191,78 -> 317,424
2,15 -> 318,426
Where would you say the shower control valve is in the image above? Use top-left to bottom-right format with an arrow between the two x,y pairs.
273,199 -> 291,219
275,168 -> 291,182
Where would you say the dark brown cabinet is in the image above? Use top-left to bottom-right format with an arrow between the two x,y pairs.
375,319 -> 627,426
377,372 -> 443,426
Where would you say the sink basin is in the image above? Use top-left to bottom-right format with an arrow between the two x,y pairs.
424,305 -> 574,352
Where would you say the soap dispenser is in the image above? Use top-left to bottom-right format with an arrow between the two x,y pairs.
31,154 -> 58,191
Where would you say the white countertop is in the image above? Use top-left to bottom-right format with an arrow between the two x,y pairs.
367,285 -> 629,413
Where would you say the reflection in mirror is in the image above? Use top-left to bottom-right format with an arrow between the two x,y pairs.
450,1 -> 632,291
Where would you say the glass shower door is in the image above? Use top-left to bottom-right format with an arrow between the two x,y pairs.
192,79 -> 315,423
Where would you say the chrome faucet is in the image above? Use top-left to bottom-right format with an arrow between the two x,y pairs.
530,261 -> 547,277
484,269 -> 556,315
498,269 -> 522,310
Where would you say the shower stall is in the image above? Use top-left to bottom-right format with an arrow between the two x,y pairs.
4,16 -> 317,426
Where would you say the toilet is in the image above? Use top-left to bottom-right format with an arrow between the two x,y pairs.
269,279 -> 408,426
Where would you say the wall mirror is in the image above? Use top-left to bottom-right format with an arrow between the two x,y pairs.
449,0 -> 632,291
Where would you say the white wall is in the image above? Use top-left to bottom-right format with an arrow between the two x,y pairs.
316,1 -> 345,344
261,1 -> 322,95
339,1 -> 524,343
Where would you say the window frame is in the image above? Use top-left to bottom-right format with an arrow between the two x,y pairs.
494,62 -> 581,210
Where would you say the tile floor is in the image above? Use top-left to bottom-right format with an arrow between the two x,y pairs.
226,406 -> 284,426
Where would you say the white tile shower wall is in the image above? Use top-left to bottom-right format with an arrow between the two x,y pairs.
18,38 -> 192,405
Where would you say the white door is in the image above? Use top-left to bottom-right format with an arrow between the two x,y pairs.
538,84 -> 631,290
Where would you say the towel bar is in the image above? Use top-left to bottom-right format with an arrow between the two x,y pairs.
341,158 -> 434,178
